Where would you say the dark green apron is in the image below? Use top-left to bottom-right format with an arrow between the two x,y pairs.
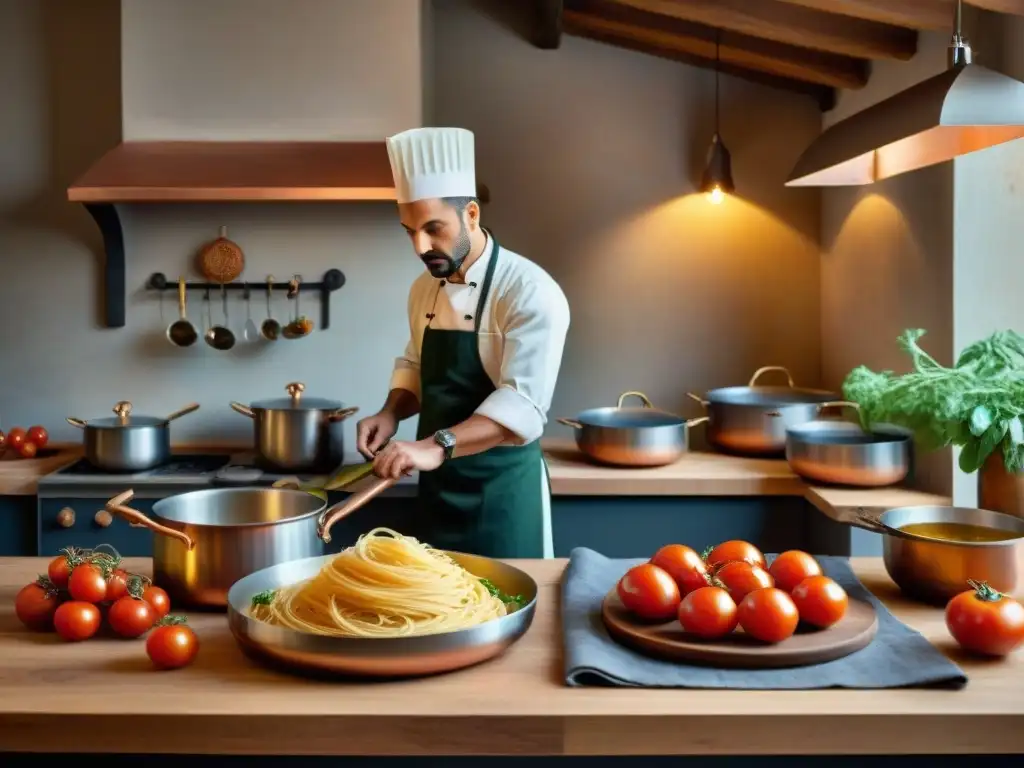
415,236 -> 548,558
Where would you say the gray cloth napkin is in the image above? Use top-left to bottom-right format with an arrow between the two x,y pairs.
562,547 -> 967,689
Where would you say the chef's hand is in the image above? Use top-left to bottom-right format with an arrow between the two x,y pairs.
356,410 -> 398,459
373,439 -> 444,480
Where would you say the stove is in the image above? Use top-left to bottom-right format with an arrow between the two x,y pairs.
55,454 -> 233,478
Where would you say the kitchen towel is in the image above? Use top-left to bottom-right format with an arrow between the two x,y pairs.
563,548 -> 967,689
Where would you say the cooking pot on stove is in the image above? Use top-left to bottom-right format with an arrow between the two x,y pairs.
104,487 -> 326,608
66,401 -> 200,472
230,382 -> 359,474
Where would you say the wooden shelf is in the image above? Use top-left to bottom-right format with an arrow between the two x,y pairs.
67,141 -> 400,203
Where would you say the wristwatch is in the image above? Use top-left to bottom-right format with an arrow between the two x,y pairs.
433,429 -> 457,461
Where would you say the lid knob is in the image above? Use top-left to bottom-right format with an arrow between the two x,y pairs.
113,401 -> 132,423
285,382 -> 305,403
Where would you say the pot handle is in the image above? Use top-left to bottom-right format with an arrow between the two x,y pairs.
686,392 -> 709,408
317,476 -> 397,543
557,417 -> 583,429
817,400 -> 861,415
617,391 -> 654,408
230,402 -> 255,418
749,366 -> 795,388
166,403 -> 200,422
685,416 -> 709,429
104,490 -> 195,551
328,406 -> 360,423
66,417 -> 87,428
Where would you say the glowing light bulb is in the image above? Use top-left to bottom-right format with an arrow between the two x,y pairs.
707,186 -> 725,205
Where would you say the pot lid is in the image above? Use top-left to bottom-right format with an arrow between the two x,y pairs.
706,386 -> 838,407
249,382 -> 343,410
87,401 -> 167,428
575,391 -> 685,428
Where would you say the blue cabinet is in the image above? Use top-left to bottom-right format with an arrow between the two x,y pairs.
0,496 -> 36,556
38,497 -> 154,558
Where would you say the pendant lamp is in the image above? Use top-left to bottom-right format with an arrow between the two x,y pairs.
700,31 -> 734,204
787,0 -> 1024,187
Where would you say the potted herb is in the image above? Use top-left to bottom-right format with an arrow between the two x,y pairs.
842,328 -> 1024,516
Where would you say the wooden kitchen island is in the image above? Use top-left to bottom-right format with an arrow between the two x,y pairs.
0,557 -> 1022,758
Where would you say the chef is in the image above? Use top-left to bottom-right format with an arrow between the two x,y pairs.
356,126 -> 570,559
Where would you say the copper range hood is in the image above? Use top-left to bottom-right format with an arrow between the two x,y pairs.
786,0 -> 1024,188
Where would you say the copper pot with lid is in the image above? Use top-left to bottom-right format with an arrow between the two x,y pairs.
230,382 -> 359,474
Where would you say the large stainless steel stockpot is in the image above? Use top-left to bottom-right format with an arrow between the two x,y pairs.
558,391 -> 707,467
850,505 -> 1024,605
230,382 -> 359,474
688,366 -> 838,456
105,487 -> 326,608
66,401 -> 200,471
784,401 -> 913,487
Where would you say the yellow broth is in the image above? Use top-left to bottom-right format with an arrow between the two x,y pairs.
898,521 -> 1022,543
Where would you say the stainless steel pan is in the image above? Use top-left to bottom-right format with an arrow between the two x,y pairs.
784,401 -> 913,487
66,401 -> 200,471
558,391 -> 707,467
105,487 -> 326,608
688,366 -> 838,456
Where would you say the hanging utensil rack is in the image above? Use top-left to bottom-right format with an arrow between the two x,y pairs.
145,270 -> 346,330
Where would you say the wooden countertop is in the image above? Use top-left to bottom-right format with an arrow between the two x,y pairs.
0,556 -> 1021,756
0,441 -> 951,524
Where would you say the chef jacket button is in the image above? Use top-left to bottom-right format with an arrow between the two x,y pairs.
464,314 -> 472,321
469,282 -> 477,288
440,280 -> 447,286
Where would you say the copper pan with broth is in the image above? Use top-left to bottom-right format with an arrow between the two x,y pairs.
850,505 -> 1024,605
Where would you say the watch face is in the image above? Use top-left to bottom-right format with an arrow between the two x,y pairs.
437,430 -> 456,448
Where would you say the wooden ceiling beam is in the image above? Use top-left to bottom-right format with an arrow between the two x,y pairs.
607,0 -> 918,60
534,0 -> 564,48
561,13 -> 836,111
776,0 -> 1024,30
564,2 -> 868,89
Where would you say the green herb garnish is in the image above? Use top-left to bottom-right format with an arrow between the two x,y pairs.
843,328 -> 1024,474
251,589 -> 277,608
479,577 -> 526,606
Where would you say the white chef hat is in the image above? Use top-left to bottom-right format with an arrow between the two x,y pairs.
386,127 -> 477,204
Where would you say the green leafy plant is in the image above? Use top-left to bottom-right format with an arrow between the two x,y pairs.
842,328 -> 1024,474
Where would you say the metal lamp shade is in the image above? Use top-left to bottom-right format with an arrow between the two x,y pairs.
700,133 -> 735,196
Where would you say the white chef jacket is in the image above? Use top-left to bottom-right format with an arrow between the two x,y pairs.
389,234 -> 570,445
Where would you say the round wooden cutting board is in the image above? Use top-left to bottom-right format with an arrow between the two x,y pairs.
602,589 -> 879,669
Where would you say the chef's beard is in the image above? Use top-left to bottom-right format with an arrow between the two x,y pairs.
420,221 -> 472,278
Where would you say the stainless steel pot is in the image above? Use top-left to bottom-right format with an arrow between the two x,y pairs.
557,391 -> 707,467
105,487 -> 326,608
784,402 -> 913,487
230,382 -> 359,474
66,401 -> 200,471
688,366 -> 838,456
851,505 -> 1024,605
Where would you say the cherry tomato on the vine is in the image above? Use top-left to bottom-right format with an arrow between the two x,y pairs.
945,580 -> 1024,657
714,561 -> 774,605
105,568 -> 131,602
705,540 -> 767,570
650,544 -> 709,596
738,588 -> 799,644
15,576 -> 61,630
617,563 -> 681,621
68,563 -> 108,603
769,550 -> 823,593
142,585 -> 171,618
678,586 -> 738,640
146,616 -> 199,669
53,601 -> 101,641
791,575 -> 848,629
108,595 -> 155,638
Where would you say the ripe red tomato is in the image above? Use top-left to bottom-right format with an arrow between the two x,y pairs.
678,586 -> 738,639
791,575 -> 848,628
146,616 -> 199,669
6,427 -> 26,451
68,563 -> 108,603
46,548 -> 82,589
769,550 -> 823,593
105,569 -> 130,601
945,580 -> 1024,657
650,544 -> 709,595
738,588 -> 799,643
142,585 -> 171,618
17,441 -> 38,459
26,425 -> 49,449
617,563 -> 681,621
15,577 -> 61,630
714,561 -> 774,604
53,601 -> 101,641
706,540 -> 766,570
108,596 -> 155,638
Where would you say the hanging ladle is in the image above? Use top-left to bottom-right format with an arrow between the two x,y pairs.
260,275 -> 281,341
166,276 -> 198,348
205,285 -> 235,351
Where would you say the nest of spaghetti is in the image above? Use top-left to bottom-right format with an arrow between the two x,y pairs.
248,527 -> 525,638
